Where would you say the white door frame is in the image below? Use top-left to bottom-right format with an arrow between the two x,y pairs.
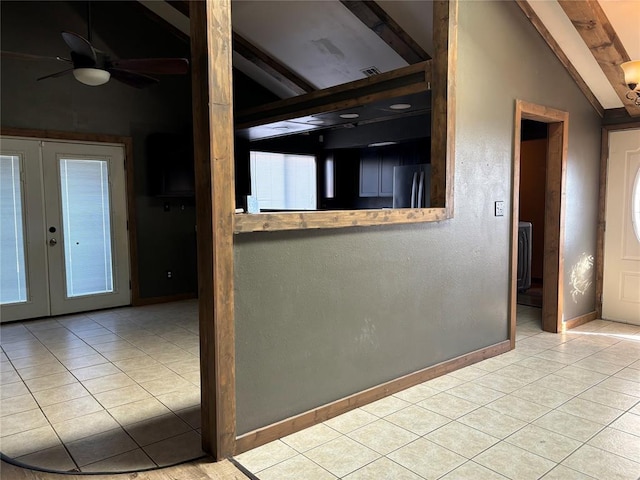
597,122 -> 640,320
0,128 -> 138,320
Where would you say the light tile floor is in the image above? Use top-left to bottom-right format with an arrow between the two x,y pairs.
0,300 -> 204,473
235,305 -> 640,480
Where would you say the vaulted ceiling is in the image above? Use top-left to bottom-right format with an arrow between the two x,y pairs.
140,0 -> 639,119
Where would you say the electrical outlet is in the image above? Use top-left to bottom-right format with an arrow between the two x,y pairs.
495,201 -> 505,217
167,271 -> 172,279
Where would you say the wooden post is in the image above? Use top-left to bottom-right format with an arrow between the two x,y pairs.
190,0 -> 236,459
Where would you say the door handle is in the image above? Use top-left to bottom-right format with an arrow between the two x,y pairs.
49,238 -> 57,246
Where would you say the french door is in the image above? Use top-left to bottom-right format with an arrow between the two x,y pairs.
0,137 -> 130,322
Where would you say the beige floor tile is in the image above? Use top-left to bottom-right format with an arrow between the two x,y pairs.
94,384 -> 152,409
562,444 -> 640,480
32,382 -> 89,407
424,374 -> 465,391
124,412 -> 192,447
506,424 -> 582,462
472,372 -> 531,393
0,425 -> 61,458
474,442 -> 555,480
554,365 -> 609,386
15,444 -> 77,472
71,363 -> 120,381
60,353 -> 108,370
343,457 -> 422,480
305,436 -> 380,478
440,460 -> 509,479
573,357 -> 625,376
486,395 -> 550,423
233,440 -> 298,472
578,385 -> 639,410
387,437 -> 465,479
533,410 -> 604,442
107,397 -> 171,426
557,397 -> 624,425
495,364 -> 547,383
360,395 -> 411,418
175,406 -> 200,428
124,365 -> 174,383
529,374 -> 592,396
16,360 -> 68,380
156,386 -> 201,411
258,455 -> 337,480
80,447 -> 156,472
448,365 -> 488,381
0,369 -> 21,384
42,395 -> 104,424
91,340 -> 135,353
323,408 -> 378,434
164,357 -> 200,375
0,408 -> 49,436
82,333 -> 123,346
610,412 -> 640,436
458,407 -> 527,439
281,423 -> 341,453
587,427 -> 640,462
52,410 -> 121,443
598,376 -> 640,397
0,393 -> 39,417
180,370 -> 201,385
534,350 -> 584,365
614,367 -> 640,383
426,421 -> 499,458
24,371 -> 77,392
82,372 -> 137,395
448,382 -> 504,405
138,373 -> 193,396
511,384 -> 573,408
540,464 -> 596,479
385,405 -> 450,435
112,355 -> 161,373
393,383 -> 439,403
142,430 -> 204,467
347,419 -> 418,455
0,380 -> 29,399
515,357 -> 566,373
417,392 -> 479,419
67,427 -> 138,467
100,347 -> 147,362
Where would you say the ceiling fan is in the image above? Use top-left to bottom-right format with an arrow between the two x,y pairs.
36,31 -> 189,88
3,3 -> 188,88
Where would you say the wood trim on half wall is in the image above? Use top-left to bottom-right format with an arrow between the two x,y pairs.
234,340 -> 510,455
510,101 -> 569,346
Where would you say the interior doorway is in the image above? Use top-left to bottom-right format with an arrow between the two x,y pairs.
509,100 -> 569,347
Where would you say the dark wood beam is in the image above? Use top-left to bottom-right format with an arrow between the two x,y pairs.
516,1 -> 604,117
232,32 -> 316,95
133,1 -> 189,44
558,0 -> 639,117
340,0 -> 430,64
167,0 -> 189,17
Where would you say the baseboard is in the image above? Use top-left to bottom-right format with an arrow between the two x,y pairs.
563,311 -> 598,331
132,292 -> 197,307
234,339 -> 511,455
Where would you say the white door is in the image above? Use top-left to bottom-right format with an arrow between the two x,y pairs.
602,128 -> 640,325
0,137 -> 130,322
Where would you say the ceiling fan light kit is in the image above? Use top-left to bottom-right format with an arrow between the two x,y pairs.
73,67 -> 110,86
621,60 -> 640,106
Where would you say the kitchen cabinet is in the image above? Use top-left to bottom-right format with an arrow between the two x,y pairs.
359,150 -> 400,197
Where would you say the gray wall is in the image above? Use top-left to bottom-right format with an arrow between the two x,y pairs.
0,1 -> 197,299
234,0 -> 602,435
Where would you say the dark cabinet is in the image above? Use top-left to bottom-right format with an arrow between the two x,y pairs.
360,150 -> 400,197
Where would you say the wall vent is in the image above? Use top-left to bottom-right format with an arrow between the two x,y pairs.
360,66 -> 381,77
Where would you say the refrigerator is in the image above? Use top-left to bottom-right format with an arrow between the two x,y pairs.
392,163 -> 431,208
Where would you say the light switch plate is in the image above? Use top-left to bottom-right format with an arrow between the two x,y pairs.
495,201 -> 505,217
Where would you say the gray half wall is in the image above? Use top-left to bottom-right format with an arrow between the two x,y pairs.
234,0 -> 601,435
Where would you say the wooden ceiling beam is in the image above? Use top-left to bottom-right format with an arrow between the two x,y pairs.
558,0 -> 639,117
232,32 -> 316,95
516,1 -> 603,117
340,0 -> 430,64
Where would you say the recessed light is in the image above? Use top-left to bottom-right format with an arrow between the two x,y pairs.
307,119 -> 325,125
368,141 -> 397,147
339,113 -> 359,119
389,103 -> 412,110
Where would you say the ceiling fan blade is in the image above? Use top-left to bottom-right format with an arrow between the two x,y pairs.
110,58 -> 189,75
109,69 -> 159,89
37,68 -> 74,81
1,51 -> 70,63
61,31 -> 96,62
